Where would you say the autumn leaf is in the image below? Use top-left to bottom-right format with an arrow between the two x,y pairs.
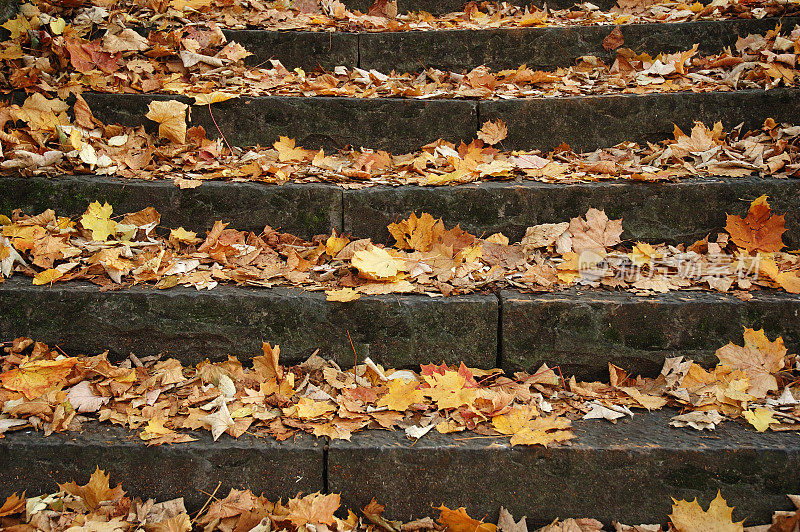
80,201 -> 118,241
437,505 -> 497,532
146,100 -> 189,144
0,357 -> 79,399
296,397 -> 337,420
192,92 -> 240,106
274,136 -> 314,162
32,267 -> 64,285
669,491 -> 744,532
326,287 -> 361,302
377,378 -> 424,411
743,407 -> 780,432
59,467 -> 126,511
725,195 -> 786,252
287,492 -> 341,526
759,256 -> 800,293
0,492 -> 25,517
568,208 -> 623,255
508,416 -> 575,447
715,328 -> 786,398
602,26 -> 625,50
388,212 -> 441,252
477,119 -> 508,145
423,371 -> 476,410
351,244 -> 401,280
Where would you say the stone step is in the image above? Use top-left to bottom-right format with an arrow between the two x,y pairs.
501,289 -> 800,380
225,17 -> 799,71
337,0 -> 617,16
0,277 -> 498,370
4,175 -> 800,247
0,423 -> 324,510
70,87 -> 800,152
329,409 -> 800,526
3,411 -> 795,525
2,278 -> 799,377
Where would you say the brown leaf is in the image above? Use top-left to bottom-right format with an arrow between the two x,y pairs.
602,27 -> 625,51
725,195 -> 786,252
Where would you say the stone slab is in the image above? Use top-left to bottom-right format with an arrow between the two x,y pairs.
342,0 -> 616,15
0,174 -> 342,240
481,87 -> 800,152
343,177 -> 800,247
82,92 -> 478,153
223,29 -> 359,70
0,422 -> 323,510
0,278 -> 498,369
359,18 -> 800,72
501,289 -> 800,379
328,409 -> 800,526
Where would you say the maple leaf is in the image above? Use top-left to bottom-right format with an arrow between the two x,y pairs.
669,491 -> 744,532
670,121 -> 723,158
192,92 -> 240,106
80,201 -> 118,241
32,267 -> 65,285
295,397 -> 336,420
388,212 -> 442,252
326,287 -> 361,302
0,492 -> 25,517
253,342 -> 283,381
102,28 -> 149,53
146,100 -> 188,144
198,489 -> 257,524
437,505 -> 497,532
377,378 -> 424,411
67,380 -> 110,413
568,208 -> 623,255
509,416 -> 574,447
492,407 -> 534,435
759,256 -> 800,294
287,492 -> 341,526
59,467 -> 126,510
743,407 -> 780,432
477,119 -> 508,145
274,136 -> 314,163
0,357 -> 79,399
602,26 -> 625,50
423,371 -> 476,410
351,244 -> 401,280
201,401 -> 235,441
725,195 -> 786,252
715,328 -> 786,398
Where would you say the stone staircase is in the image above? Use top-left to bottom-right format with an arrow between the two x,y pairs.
1,0 -> 800,527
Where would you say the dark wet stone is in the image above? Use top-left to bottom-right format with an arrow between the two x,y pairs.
0,278 -> 497,369
501,289 -> 800,379
328,409 -> 800,526
0,422 -> 323,510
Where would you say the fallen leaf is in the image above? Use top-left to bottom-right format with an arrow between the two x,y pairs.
146,100 -> 189,144
669,491 -> 743,532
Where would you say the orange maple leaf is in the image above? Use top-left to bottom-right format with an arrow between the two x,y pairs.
59,467 -> 125,510
437,505 -> 498,532
725,195 -> 786,252
0,357 -> 79,399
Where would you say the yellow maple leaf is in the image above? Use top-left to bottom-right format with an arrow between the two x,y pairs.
476,119 -> 508,145
501,415 -> 574,447
669,491 -> 744,532
325,288 -> 361,302
715,328 -> 786,398
423,371 -> 476,410
286,492 -> 341,526
145,100 -> 188,144
192,92 -> 239,106
169,227 -> 201,246
0,357 -> 79,399
377,378 -> 424,411
351,244 -> 401,280
295,397 -> 336,420
492,407 -> 534,435
139,418 -> 175,441
80,201 -> 117,241
326,233 -> 349,256
437,505 -> 497,532
59,467 -> 126,511
743,407 -> 779,432
388,212 -> 441,252
32,268 -> 64,285
0,492 -> 25,517
274,136 -> 314,163
759,255 -> 800,294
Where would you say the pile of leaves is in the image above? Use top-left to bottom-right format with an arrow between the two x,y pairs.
0,469 -> 798,532
1,193 -> 799,296
18,0 -> 800,34
0,325 -> 797,446
2,2 -> 799,100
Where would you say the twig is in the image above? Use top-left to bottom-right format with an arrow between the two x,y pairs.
208,103 -> 234,155
347,330 -> 358,367
192,481 -> 222,522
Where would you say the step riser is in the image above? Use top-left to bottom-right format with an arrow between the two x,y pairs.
329,412 -> 800,525
4,176 -> 800,247
0,425 -> 323,510
221,18 -> 799,71
3,281 -> 799,377
68,89 -> 800,152
0,175 -> 343,241
357,18 -> 800,72
0,279 -> 498,369
502,290 -> 800,380
337,0 -> 617,16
